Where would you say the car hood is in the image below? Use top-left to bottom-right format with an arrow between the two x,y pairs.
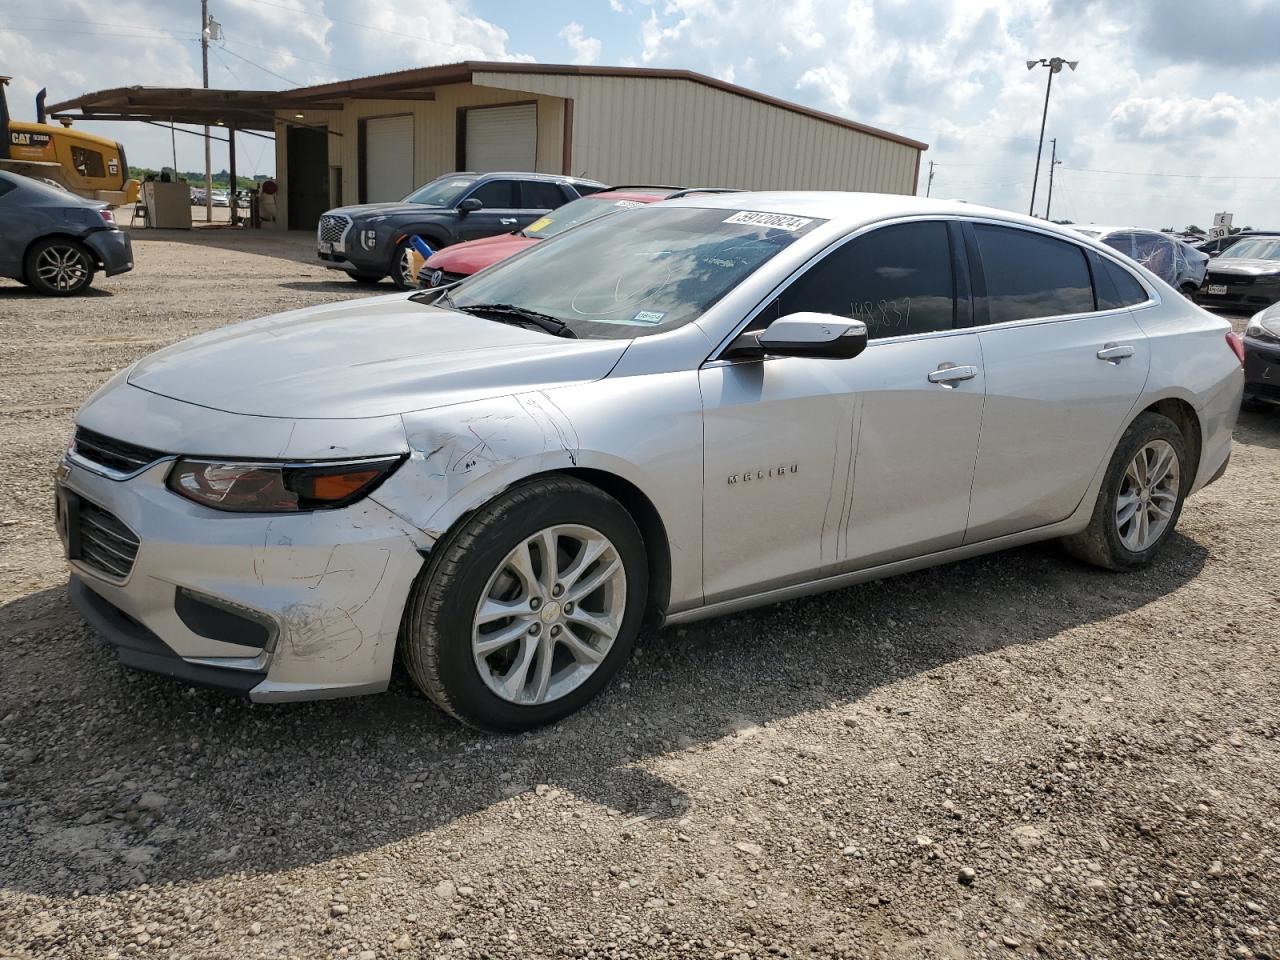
327,202 -> 447,221
126,295 -> 629,419
1209,258 -> 1280,277
426,233 -> 540,275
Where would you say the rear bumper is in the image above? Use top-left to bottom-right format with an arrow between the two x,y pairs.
85,229 -> 134,277
1195,280 -> 1280,311
1243,335 -> 1280,403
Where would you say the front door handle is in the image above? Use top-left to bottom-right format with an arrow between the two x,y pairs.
500,217 -> 518,225
928,363 -> 978,386
1097,343 -> 1136,363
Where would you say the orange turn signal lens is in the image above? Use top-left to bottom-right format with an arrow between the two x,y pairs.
308,469 -> 382,501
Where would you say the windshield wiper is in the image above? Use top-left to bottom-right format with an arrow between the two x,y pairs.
453,303 -> 577,338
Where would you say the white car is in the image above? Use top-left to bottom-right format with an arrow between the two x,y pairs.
57,193 -> 1243,730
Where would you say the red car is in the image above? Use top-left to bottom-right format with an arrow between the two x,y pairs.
416,186 -> 737,288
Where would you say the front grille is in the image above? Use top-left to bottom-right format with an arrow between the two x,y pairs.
425,269 -> 467,287
74,427 -> 164,475
318,214 -> 351,246
77,499 -> 140,581
1206,273 -> 1255,287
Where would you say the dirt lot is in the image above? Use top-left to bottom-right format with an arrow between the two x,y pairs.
1,229 -> 1278,960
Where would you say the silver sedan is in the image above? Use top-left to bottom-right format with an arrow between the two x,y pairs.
57,193 -> 1244,730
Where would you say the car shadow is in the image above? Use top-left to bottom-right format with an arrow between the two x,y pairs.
276,279 -> 386,294
0,533 -> 1208,896
0,284 -> 113,300
1234,406 -> 1279,449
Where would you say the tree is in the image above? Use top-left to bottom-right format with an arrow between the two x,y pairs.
1184,225 -> 1204,235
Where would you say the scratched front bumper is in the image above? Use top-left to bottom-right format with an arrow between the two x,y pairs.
59,456 -> 428,702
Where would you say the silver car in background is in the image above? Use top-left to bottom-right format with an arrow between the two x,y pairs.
1074,225 -> 1210,297
57,193 -> 1243,730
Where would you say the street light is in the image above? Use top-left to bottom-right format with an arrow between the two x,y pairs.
1025,57 -> 1077,217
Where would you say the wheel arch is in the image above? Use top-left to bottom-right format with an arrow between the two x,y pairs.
23,232 -> 96,273
1135,394 -> 1203,486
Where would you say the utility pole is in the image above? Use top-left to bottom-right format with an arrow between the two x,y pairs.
1044,139 -> 1062,220
1025,57 -> 1077,217
201,0 -> 213,223
925,160 -> 935,198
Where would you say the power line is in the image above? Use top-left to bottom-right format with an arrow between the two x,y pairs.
214,42 -> 301,86
1061,165 -> 1280,182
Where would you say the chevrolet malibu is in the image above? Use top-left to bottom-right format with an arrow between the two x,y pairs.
59,194 -> 1243,731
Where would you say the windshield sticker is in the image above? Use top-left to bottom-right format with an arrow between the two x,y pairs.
525,217 -> 552,233
614,200 -> 644,208
630,310 -> 665,324
723,210 -> 814,231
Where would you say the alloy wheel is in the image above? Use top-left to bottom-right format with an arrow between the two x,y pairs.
35,244 -> 90,292
398,246 -> 416,287
1115,439 -> 1180,552
472,524 -> 627,706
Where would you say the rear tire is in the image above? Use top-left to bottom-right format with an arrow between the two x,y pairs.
400,476 -> 648,732
25,238 -> 96,296
1061,412 -> 1189,570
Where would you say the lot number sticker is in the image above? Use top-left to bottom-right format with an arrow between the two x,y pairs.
723,211 -> 814,231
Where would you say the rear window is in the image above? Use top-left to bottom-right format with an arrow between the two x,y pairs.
974,224 -> 1094,324
520,180 -> 567,210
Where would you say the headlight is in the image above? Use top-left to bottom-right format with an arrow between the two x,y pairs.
359,229 -> 378,251
167,456 -> 403,513
1246,311 -> 1280,340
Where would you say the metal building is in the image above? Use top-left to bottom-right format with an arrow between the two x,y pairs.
49,62 -> 926,230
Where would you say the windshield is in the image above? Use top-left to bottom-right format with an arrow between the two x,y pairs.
520,196 -> 650,239
1223,238 -> 1280,261
404,176 -> 477,206
447,206 -> 824,339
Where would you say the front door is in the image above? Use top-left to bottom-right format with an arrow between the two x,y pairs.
962,222 -> 1151,542
457,179 -> 525,241
700,220 -> 986,603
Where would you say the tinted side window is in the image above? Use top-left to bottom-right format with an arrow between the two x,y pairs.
973,224 -> 1093,325
468,180 -> 518,208
521,181 -> 567,210
1094,255 -> 1149,309
0,179 -> 14,199
777,221 -> 955,340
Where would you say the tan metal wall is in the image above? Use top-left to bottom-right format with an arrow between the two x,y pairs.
475,71 -> 920,194
272,87 -> 564,229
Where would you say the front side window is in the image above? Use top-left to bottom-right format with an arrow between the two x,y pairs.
776,221 -> 955,339
973,223 -> 1093,325
520,180 -> 567,210
467,180 -> 519,208
70,146 -> 106,179
447,206 -> 824,339
404,176 -> 476,206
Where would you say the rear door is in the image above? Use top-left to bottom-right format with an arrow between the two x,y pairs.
700,219 -> 985,601
519,179 -> 572,221
962,222 -> 1151,543
457,179 -> 523,241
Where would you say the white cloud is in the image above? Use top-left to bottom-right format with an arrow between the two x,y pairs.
609,0 -> 626,11
559,21 -> 602,65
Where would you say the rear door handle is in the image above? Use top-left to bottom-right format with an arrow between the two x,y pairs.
1097,343 -> 1136,363
927,364 -> 978,386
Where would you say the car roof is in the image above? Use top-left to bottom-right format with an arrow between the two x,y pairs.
660,190 -> 1094,238
461,171 -> 607,187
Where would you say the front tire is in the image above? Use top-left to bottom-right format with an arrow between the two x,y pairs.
401,476 -> 648,732
25,238 -> 96,295
1062,412 -> 1189,570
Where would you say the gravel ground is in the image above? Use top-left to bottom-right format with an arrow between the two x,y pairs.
1,228 -> 1278,960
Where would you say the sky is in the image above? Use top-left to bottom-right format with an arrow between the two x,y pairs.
3,0 -> 1278,231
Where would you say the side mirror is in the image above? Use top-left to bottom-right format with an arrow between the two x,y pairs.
724,313 -> 868,361
457,197 -> 483,214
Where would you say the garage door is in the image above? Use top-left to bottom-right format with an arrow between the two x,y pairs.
364,115 -> 414,202
465,104 -> 536,172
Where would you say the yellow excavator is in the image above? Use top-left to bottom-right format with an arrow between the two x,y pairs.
1,77 -> 140,206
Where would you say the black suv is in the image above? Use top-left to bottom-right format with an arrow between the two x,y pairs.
317,171 -> 606,288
